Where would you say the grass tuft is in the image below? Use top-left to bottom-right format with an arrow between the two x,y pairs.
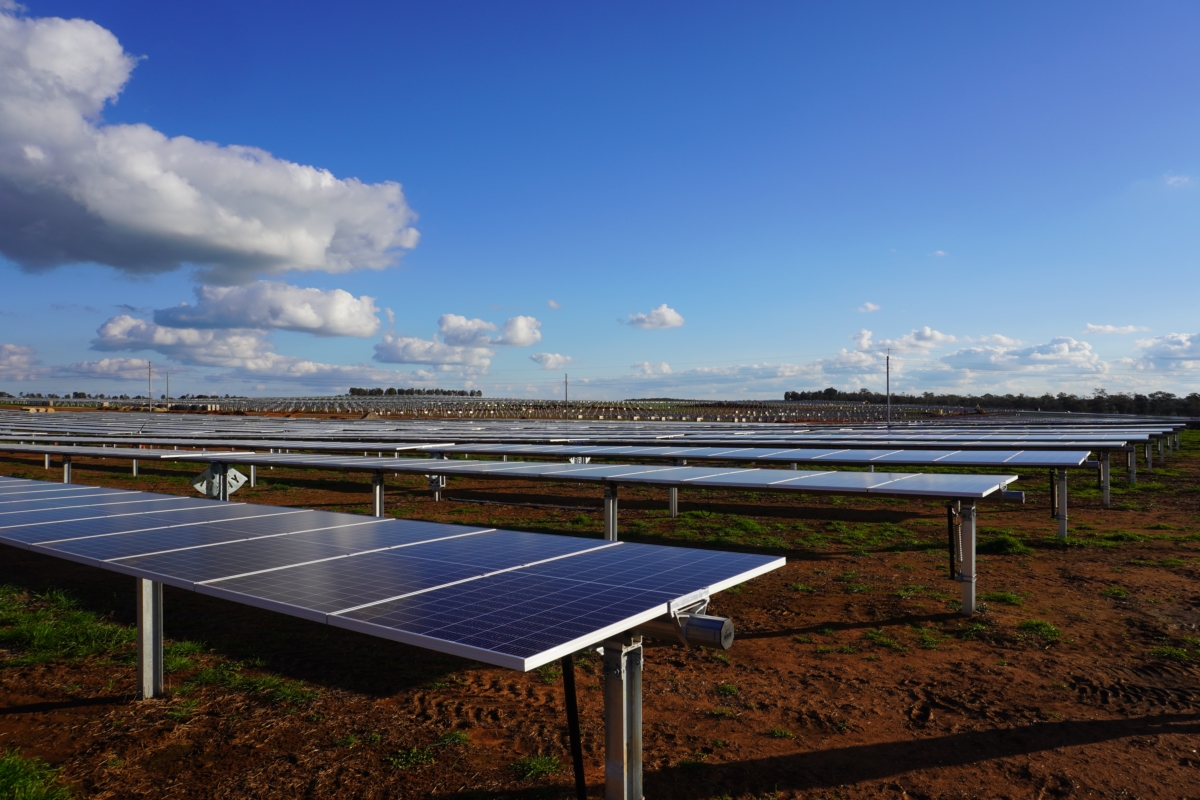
0,750 -> 73,800
1017,619 -> 1061,643
510,755 -> 560,780
387,747 -> 435,769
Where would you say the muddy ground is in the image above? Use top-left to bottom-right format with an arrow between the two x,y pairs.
1,433 -> 1198,799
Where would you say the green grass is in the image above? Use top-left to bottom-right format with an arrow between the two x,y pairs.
788,583 -> 815,593
1148,646 -> 1190,661
1017,619 -> 1061,643
534,664 -> 561,684
716,683 -> 739,696
186,662 -> 318,706
0,750 -> 73,800
711,707 -> 735,718
978,591 -> 1024,606
1100,586 -> 1129,598
863,628 -> 906,651
435,731 -> 469,747
164,699 -> 199,721
769,727 -> 794,739
977,534 -> 1032,555
510,755 -> 560,780
164,640 -> 205,674
387,747 -> 435,769
0,586 -> 134,664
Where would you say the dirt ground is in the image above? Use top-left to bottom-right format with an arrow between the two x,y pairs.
1,432 -> 1198,799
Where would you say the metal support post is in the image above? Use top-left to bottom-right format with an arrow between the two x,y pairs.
668,487 -> 678,518
1101,451 -> 1110,508
603,636 -> 643,800
427,474 -> 445,502
604,483 -> 619,541
1057,468 -> 1068,539
44,453 -> 49,469
1049,469 -> 1058,519
960,502 -> 976,616
132,459 -> 138,477
136,578 -> 163,699
1128,447 -> 1136,485
249,464 -> 256,487
1146,442 -> 1153,473
562,654 -> 588,800
217,462 -> 229,501
1158,438 -> 1164,461
868,464 -> 875,473
372,472 -> 385,517
62,455 -> 71,484
946,500 -> 961,579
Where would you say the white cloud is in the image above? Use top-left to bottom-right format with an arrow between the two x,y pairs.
372,313 -> 541,370
373,334 -> 492,368
1165,174 -> 1192,188
57,357 -> 153,380
941,336 -> 1106,374
0,343 -> 43,379
154,282 -> 380,337
1085,323 -> 1149,335
858,301 -> 880,313
530,352 -> 572,370
972,334 -> 1024,346
633,361 -> 671,375
931,250 -> 947,257
437,314 -> 497,347
0,8 -> 418,283
1135,332 -> 1200,368
623,304 -> 684,330
495,315 -> 541,347
547,299 -> 561,310
876,326 -> 956,353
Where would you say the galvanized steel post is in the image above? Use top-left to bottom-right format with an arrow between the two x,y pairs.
604,483 -> 619,541
62,455 -> 71,484
1057,468 -> 1069,539
603,636 -> 643,800
960,502 -> 976,616
372,471 -> 385,517
136,578 -> 163,699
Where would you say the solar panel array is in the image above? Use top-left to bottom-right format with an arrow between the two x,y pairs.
0,475 -> 783,670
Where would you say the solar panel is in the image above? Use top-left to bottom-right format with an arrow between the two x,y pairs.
0,477 -> 783,671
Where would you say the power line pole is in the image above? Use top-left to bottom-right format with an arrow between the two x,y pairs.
148,361 -> 152,411
564,373 -> 569,402
886,349 -> 891,427
165,371 -> 169,411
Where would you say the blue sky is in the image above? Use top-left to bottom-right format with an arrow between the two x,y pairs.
1,1 -> 1198,399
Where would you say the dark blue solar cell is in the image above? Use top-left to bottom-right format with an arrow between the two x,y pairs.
205,551 -> 491,614
38,523 -> 282,562
112,536 -> 353,584
0,497 -> 205,526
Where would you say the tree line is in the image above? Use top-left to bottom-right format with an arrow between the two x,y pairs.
783,387 -> 1200,416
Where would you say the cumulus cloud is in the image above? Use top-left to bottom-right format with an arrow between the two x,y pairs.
972,334 -> 1024,346
154,282 -> 380,336
530,352 -> 572,370
858,301 -> 880,313
941,336 -> 1106,374
373,334 -> 492,369
437,314 -> 497,347
57,356 -> 153,380
876,326 -> 956,353
0,343 -> 43,379
1085,323 -> 1148,335
1135,332 -> 1200,367
633,361 -> 671,375
0,8 -> 418,283
547,299 -> 561,310
623,304 -> 684,330
373,313 -> 542,370
495,315 -> 541,346
89,315 -> 401,384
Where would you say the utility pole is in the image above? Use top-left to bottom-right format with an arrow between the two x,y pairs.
565,373 -> 569,403
148,361 -> 152,411
165,371 -> 169,411
886,349 -> 891,427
